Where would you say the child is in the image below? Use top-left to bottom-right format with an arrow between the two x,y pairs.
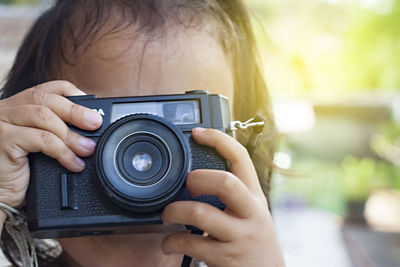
0,1 -> 285,266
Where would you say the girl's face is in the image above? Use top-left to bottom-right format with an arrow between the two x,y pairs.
60,24 -> 234,100
57,24 -> 234,266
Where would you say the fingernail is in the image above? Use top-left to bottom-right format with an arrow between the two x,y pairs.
193,127 -> 207,133
84,110 -> 102,127
76,157 -> 85,169
79,137 -> 96,152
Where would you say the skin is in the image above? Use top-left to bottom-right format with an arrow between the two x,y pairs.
0,23 -> 285,267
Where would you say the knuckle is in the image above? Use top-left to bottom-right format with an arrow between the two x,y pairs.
218,172 -> 236,195
35,105 -> 53,122
68,103 -> 81,123
40,131 -> 55,146
60,145 -> 72,159
30,88 -> 48,105
190,203 -> 207,221
223,248 -> 240,266
64,130 -> 75,146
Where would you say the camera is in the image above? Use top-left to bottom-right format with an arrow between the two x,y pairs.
27,90 -> 231,238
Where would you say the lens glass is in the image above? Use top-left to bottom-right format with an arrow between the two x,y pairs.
132,152 -> 152,172
118,138 -> 166,185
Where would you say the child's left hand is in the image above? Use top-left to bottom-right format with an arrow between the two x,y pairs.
161,128 -> 286,267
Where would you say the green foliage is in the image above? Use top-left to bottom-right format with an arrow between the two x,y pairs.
251,1 -> 400,216
340,156 -> 372,201
342,1 -> 400,90
370,122 -> 400,168
247,0 -> 400,95
339,155 -> 400,202
272,153 -> 400,215
271,157 -> 347,216
376,122 -> 400,145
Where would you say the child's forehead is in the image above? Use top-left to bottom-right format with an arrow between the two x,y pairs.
59,24 -> 234,100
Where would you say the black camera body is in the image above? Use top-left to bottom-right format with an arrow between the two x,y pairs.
27,90 -> 231,239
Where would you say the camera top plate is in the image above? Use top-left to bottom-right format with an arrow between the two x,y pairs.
68,90 -> 231,138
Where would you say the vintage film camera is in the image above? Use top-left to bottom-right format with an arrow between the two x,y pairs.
27,90 -> 232,238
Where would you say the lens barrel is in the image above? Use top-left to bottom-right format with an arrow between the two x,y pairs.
95,114 -> 191,212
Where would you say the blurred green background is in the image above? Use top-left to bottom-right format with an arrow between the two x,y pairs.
247,0 -> 400,220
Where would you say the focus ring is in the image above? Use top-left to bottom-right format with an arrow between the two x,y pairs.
95,114 -> 191,213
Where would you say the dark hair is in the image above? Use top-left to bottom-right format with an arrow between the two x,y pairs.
1,0 -> 277,265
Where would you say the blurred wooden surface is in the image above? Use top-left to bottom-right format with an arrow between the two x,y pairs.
343,223 -> 400,267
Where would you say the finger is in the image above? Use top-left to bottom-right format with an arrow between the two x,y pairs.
9,88 -> 102,130
2,122 -> 85,172
186,169 -> 256,218
30,80 -> 85,97
3,81 -> 85,107
191,128 -> 259,193
162,232 -> 223,266
162,201 -> 238,241
0,105 -> 96,157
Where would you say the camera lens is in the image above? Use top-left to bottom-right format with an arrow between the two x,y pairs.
116,135 -> 169,186
132,152 -> 152,172
95,114 -> 191,213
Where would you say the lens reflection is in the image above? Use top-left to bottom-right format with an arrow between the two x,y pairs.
132,152 -> 152,172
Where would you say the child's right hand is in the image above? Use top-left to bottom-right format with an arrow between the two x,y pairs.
0,81 -> 102,216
